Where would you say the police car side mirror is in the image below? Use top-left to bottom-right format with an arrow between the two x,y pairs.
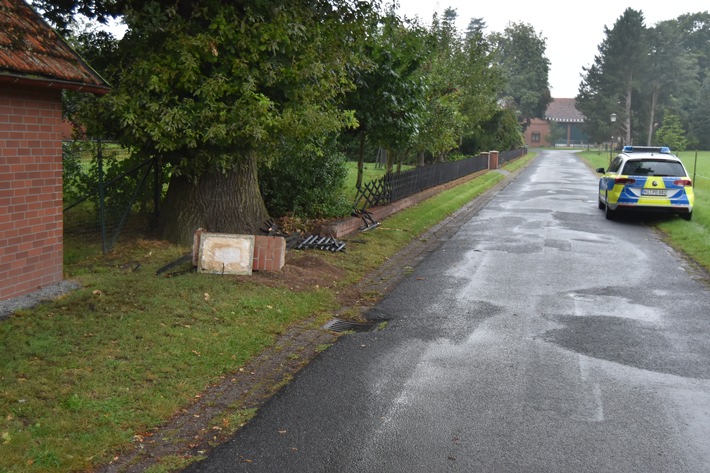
595,167 -> 605,173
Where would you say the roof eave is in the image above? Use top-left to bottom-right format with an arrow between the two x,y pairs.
0,72 -> 111,95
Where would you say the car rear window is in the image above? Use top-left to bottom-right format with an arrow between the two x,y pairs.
621,159 -> 686,177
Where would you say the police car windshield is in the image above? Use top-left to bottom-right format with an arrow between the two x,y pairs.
621,159 -> 685,177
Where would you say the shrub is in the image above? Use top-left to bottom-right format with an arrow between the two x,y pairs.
260,138 -> 350,219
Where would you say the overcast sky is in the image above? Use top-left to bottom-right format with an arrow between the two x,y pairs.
396,1 -> 709,98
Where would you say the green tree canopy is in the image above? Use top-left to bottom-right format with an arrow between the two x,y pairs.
36,0 -> 527,244
39,0 -> 379,244
577,8 -> 710,148
689,78 -> 710,149
577,8 -> 646,146
641,19 -> 698,145
655,110 -> 688,151
343,7 -> 428,185
490,22 -> 552,125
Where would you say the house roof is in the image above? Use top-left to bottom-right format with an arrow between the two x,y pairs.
545,98 -> 584,123
0,0 -> 110,94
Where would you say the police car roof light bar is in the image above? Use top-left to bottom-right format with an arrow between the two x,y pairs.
622,145 -> 671,154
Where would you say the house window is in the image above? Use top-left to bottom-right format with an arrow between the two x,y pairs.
532,133 -> 540,142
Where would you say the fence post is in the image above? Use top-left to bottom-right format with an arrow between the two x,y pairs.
153,157 -> 161,227
96,138 -> 108,253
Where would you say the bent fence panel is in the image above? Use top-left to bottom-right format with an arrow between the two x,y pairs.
354,152 -> 499,212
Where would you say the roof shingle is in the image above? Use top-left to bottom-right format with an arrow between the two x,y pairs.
0,0 -> 109,94
545,98 -> 584,123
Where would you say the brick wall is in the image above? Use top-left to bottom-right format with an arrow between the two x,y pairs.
252,235 -> 285,272
524,118 -> 550,147
0,85 -> 64,301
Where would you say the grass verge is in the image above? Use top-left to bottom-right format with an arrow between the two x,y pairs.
0,155 -> 532,472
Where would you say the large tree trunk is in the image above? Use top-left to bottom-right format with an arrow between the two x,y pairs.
159,153 -> 269,245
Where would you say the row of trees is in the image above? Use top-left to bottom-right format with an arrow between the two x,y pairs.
577,8 -> 710,151
37,0 -> 550,244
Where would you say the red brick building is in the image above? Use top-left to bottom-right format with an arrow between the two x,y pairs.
524,98 -> 588,147
1,0 -> 109,301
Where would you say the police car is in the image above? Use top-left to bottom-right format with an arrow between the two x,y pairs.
596,146 -> 694,221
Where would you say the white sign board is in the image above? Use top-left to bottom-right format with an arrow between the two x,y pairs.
197,233 -> 254,275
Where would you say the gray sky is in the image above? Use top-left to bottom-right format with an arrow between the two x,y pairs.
396,1 -> 709,98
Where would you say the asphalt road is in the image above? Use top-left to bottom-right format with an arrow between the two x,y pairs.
184,150 -> 710,473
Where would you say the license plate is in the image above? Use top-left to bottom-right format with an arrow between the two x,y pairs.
642,189 -> 667,196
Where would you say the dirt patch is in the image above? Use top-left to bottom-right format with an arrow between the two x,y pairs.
252,253 -> 347,292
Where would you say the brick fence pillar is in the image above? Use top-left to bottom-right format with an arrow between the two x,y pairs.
481,152 -> 490,169
488,150 -> 499,170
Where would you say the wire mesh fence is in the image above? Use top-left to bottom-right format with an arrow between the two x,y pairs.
62,139 -> 163,253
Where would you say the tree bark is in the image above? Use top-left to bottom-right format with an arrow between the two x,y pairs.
159,153 -> 269,245
647,86 -> 658,146
624,82 -> 633,146
356,131 -> 365,189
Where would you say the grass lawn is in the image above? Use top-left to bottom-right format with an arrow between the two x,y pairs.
0,154 -> 533,473
578,149 -> 710,271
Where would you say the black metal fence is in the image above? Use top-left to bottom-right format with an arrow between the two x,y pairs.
498,148 -> 527,167
353,148 -> 527,211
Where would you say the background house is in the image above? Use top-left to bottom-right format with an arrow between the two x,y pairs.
1,0 -> 109,301
524,98 -> 588,147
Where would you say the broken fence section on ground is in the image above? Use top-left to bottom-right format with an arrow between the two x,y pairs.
351,209 -> 380,232
295,235 -> 346,252
261,219 -> 347,253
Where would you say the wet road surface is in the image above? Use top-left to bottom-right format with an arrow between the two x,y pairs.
184,150 -> 710,472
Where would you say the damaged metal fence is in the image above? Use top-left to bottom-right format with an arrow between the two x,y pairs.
352,148 -> 527,214
261,219 -> 346,252
295,235 -> 346,252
